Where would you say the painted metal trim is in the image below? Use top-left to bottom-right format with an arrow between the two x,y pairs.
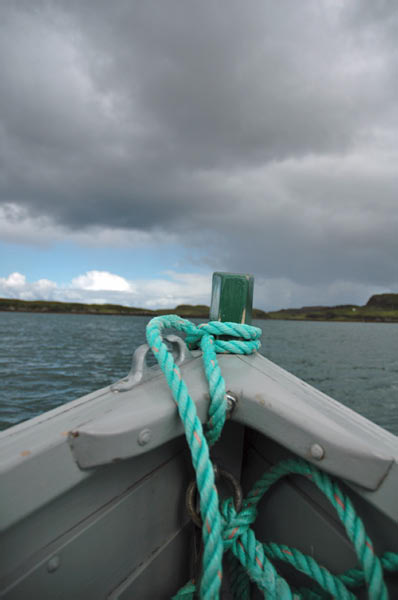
68,351 -> 397,492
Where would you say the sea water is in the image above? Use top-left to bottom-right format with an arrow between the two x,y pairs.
0,312 -> 397,435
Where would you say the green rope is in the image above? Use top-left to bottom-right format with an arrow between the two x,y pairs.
244,458 -> 389,599
147,315 -> 262,599
263,542 -> 356,599
171,580 -> 196,599
146,315 -> 397,600
227,553 -> 251,600
341,552 -> 398,590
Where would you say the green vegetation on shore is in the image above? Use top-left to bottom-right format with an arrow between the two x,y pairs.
1,293 -> 398,322
0,298 -> 206,318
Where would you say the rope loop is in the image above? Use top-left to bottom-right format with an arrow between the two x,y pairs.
185,324 -> 261,355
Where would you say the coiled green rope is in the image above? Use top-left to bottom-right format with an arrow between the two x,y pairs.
146,315 -> 397,600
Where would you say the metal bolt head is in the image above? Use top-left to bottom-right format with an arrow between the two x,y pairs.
137,428 -> 152,446
225,391 -> 238,416
310,443 -> 325,460
47,556 -> 60,573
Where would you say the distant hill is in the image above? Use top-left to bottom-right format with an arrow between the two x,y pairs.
267,293 -> 398,322
366,294 -> 398,310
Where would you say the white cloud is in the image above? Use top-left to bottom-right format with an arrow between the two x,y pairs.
1,272 -> 26,288
0,272 -> 57,301
71,270 -> 133,292
137,272 -> 210,307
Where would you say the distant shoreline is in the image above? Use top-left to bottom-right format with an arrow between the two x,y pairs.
1,293 -> 398,322
1,308 -> 158,317
264,316 -> 398,324
0,298 -> 209,319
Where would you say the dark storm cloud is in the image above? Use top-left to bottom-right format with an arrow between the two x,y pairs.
1,0 -> 398,295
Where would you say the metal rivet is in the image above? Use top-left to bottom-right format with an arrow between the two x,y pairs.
226,391 -> 238,416
47,556 -> 60,573
310,443 -> 325,460
138,429 -> 152,446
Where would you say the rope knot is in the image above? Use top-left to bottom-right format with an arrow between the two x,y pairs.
185,320 -> 262,355
221,498 -> 258,551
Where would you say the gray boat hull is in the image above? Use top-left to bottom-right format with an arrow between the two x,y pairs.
1,348 -> 397,598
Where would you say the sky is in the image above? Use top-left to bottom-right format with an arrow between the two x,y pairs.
1,1 -> 398,310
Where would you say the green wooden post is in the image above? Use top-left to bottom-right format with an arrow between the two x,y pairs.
209,272 -> 254,324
